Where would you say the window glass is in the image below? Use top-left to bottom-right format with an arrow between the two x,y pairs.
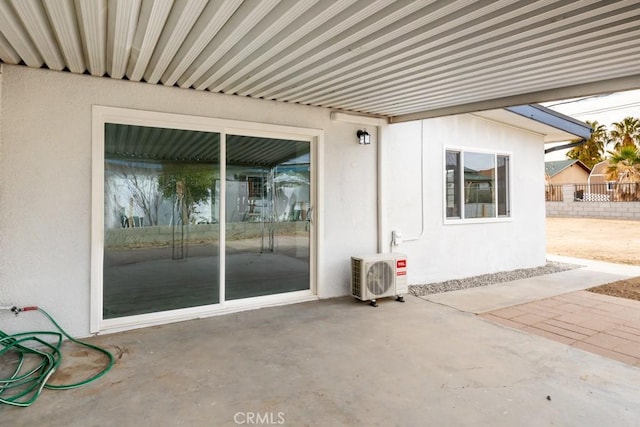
445,151 -> 460,218
103,124 -> 220,318
464,152 -> 495,219
225,135 -> 310,300
497,155 -> 509,216
445,150 -> 510,221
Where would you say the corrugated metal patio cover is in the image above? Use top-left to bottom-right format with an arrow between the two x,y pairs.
1,0 -> 639,120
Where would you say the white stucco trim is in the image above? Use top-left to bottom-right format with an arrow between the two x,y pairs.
468,113 -> 548,138
377,125 -> 385,253
91,106 -> 322,333
330,111 -> 388,127
313,132 -> 323,296
219,131 -> 227,305
90,107 -> 105,333
93,105 -> 323,138
100,290 -> 318,334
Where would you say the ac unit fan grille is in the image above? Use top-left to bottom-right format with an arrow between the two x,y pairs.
366,261 -> 394,296
351,258 -> 362,297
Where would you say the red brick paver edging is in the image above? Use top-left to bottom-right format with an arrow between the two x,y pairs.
480,290 -> 640,367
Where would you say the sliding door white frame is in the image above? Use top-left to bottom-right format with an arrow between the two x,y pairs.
91,106 -> 322,334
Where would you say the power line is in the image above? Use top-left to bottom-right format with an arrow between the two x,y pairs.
546,94 -> 613,108
566,102 -> 640,117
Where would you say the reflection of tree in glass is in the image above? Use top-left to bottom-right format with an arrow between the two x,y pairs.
109,163 -> 161,226
158,166 -> 214,223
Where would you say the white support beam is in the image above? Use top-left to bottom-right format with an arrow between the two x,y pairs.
389,74 -> 640,123
330,111 -> 388,126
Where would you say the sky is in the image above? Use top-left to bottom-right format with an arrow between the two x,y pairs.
542,88 -> 640,161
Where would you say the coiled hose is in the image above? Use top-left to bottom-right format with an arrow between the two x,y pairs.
0,306 -> 114,407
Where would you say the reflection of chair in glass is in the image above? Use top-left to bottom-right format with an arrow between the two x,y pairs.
245,197 -> 266,222
292,201 -> 302,221
120,215 -> 144,228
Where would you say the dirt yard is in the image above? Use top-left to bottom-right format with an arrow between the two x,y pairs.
547,217 -> 640,301
547,217 -> 640,265
589,277 -> 640,301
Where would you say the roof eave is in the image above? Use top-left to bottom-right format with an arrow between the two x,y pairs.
505,104 -> 592,140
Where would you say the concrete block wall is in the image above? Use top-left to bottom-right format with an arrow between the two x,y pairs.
105,222 -> 307,248
546,184 -> 640,219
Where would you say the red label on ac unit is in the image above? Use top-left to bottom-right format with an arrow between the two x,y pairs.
397,259 -> 406,268
397,271 -> 407,276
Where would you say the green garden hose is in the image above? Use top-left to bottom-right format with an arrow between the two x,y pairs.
0,306 -> 114,407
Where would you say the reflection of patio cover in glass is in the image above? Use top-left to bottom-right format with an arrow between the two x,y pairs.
105,124 -> 307,167
463,167 -> 492,183
273,172 -> 309,186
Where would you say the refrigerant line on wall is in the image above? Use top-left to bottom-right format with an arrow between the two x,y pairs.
401,119 -> 426,243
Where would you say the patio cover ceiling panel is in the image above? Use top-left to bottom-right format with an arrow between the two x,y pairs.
2,0 -> 640,121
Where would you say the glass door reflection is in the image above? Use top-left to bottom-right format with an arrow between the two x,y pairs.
225,135 -> 311,300
103,124 -> 220,318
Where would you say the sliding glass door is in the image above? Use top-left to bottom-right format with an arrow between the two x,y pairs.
103,124 -> 220,318
99,118 -> 314,323
225,135 -> 311,300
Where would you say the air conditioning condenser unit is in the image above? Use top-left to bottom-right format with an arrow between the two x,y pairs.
351,253 -> 407,307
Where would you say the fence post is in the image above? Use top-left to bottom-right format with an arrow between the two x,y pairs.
562,184 -> 574,202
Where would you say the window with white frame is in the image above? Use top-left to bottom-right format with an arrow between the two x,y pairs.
445,150 -> 510,221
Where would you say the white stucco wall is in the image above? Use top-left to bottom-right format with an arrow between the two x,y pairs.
382,115 -> 547,285
0,65 -> 378,335
0,65 -> 548,336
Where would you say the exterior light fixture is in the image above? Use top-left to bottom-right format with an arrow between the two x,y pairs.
357,130 -> 370,145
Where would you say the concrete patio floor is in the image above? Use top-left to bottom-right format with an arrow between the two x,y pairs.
3,256 -> 640,426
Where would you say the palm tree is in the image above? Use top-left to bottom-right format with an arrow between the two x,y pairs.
610,116 -> 640,150
607,145 -> 640,201
566,120 -> 608,168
